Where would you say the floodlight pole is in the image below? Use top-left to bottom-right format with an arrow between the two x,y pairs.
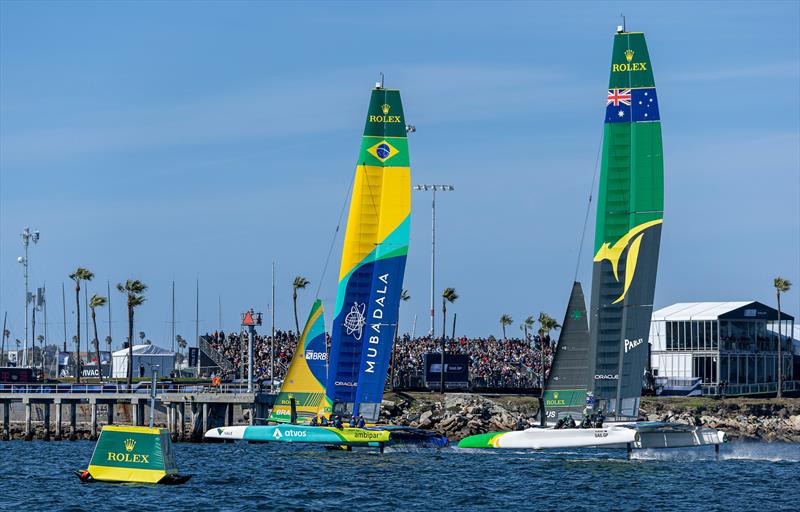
20,227 -> 39,367
412,185 -> 454,337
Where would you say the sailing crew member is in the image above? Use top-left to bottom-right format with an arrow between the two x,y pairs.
310,416 -> 318,426
564,415 -> 576,429
320,415 -> 329,426
333,415 -> 343,429
357,415 -> 366,428
349,417 -> 356,428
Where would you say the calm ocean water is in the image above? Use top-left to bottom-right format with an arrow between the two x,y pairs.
0,441 -> 798,511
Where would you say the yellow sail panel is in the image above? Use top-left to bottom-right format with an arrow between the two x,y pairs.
269,300 -> 331,423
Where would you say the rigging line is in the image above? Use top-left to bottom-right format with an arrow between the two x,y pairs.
573,126 -> 605,283
315,171 -> 356,299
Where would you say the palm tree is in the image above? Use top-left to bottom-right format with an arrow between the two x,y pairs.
105,335 -> 112,352
69,268 -> 94,383
537,311 -> 561,384
390,289 -> 411,389
89,294 -> 107,382
138,331 -> 146,344
522,315 -> 535,342
774,277 -> 792,398
292,276 -> 310,336
440,287 -> 459,394
117,280 -> 147,386
176,334 -> 187,353
500,314 -> 513,341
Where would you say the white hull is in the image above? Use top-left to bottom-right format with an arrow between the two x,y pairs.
488,426 -> 636,449
460,422 -> 725,450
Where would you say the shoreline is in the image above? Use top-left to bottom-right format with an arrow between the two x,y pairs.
1,393 -> 799,443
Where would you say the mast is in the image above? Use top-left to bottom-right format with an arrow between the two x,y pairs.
62,282 -> 67,352
171,281 -> 176,352
1,311 -> 6,365
107,281 -> 112,351
271,260 -> 275,390
326,83 -> 412,420
589,28 -> 663,419
195,278 -> 200,376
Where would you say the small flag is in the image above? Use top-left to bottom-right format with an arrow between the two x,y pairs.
605,87 -> 660,123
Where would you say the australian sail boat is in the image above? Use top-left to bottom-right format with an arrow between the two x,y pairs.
459,27 -> 725,451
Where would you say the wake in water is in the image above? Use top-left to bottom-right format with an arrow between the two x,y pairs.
631,442 -> 800,462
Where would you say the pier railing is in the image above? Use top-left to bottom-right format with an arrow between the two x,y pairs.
199,337 -> 235,373
0,381 -> 264,396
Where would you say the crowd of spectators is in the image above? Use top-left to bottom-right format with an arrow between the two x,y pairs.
202,330 -> 554,390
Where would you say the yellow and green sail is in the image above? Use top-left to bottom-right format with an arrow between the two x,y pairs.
269,299 -> 332,423
326,87 -> 411,421
589,30 -> 664,418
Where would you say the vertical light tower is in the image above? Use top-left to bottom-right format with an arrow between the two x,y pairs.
19,227 -> 40,367
412,185 -> 454,337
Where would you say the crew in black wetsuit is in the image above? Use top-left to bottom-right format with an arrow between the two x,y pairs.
334,416 -> 343,429
564,415 -> 576,429
555,417 -> 566,429
320,416 -> 329,426
594,412 -> 605,428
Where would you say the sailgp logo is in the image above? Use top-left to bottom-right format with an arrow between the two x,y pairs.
344,302 -> 366,340
593,219 -> 662,304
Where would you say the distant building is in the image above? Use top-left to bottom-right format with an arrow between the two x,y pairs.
649,302 -> 795,396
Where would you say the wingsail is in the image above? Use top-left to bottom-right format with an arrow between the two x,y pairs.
269,299 -> 332,423
326,87 -> 411,421
589,31 -> 664,419
542,282 -> 591,419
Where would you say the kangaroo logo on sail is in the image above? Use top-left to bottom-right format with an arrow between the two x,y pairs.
624,337 -> 644,353
369,103 -> 401,123
344,302 -> 366,341
593,219 -> 663,304
364,273 -> 390,374
612,49 -> 648,72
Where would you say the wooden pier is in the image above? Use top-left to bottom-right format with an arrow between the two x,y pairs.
0,384 -> 274,442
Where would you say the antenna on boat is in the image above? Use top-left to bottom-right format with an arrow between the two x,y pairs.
618,13 -> 626,33
376,72 -> 384,89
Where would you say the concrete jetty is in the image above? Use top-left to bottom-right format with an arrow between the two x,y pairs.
0,383 -> 274,442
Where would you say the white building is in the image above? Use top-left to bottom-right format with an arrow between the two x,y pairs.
649,302 -> 795,396
112,344 -> 176,378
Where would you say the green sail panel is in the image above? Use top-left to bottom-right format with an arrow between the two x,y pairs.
589,31 -> 663,419
543,282 -> 591,418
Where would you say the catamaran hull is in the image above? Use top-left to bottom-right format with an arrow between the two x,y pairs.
204,425 -> 391,445
458,426 -> 636,449
458,423 -> 725,450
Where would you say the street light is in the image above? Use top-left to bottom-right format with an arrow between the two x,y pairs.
412,185 -> 455,336
19,227 -> 40,367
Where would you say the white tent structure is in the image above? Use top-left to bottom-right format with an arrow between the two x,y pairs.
112,344 -> 176,378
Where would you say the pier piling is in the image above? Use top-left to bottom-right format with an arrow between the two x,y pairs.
90,401 -> 98,439
2,401 -> 9,440
43,403 -> 51,441
24,400 -> 32,441
54,400 -> 62,439
69,402 -> 77,440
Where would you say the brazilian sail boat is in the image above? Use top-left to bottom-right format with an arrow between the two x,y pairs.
205,83 -> 444,449
459,28 -> 724,452
326,84 -> 411,422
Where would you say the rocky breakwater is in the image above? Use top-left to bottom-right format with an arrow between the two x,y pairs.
641,397 -> 800,443
380,393 -> 800,443
381,392 -> 541,442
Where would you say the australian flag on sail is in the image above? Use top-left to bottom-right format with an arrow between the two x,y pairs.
605,87 -> 660,123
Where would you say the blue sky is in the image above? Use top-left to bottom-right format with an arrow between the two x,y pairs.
1,1 -> 798,350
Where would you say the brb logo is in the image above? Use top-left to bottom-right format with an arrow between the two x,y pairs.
305,351 -> 327,361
